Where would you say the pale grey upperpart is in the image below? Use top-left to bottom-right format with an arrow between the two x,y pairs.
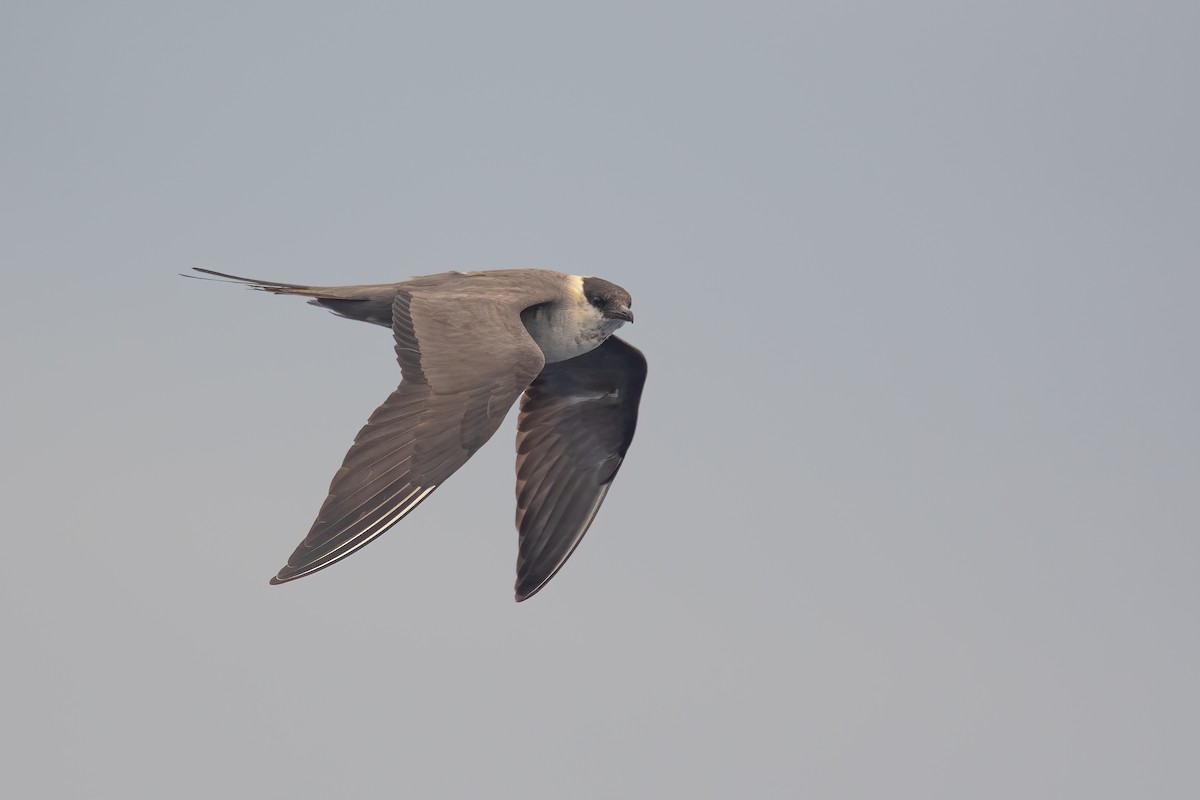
188,267 -> 646,601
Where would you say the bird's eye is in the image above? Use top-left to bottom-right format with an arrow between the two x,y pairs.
590,295 -> 604,306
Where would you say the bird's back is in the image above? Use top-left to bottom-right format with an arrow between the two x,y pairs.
314,268 -> 576,328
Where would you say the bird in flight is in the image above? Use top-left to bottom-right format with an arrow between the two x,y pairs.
190,267 -> 647,601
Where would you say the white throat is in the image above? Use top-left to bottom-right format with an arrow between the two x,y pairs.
523,298 -> 624,363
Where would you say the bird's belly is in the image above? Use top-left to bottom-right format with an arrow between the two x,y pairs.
523,309 -> 618,363
531,327 -> 605,363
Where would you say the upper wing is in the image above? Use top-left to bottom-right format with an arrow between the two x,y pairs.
513,336 -> 647,601
271,288 -> 546,584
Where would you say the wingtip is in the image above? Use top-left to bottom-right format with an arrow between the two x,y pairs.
513,580 -> 545,603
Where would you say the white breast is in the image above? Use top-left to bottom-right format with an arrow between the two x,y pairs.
522,300 -> 624,363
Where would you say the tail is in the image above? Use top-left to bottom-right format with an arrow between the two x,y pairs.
184,268 -> 399,327
183,268 -> 332,298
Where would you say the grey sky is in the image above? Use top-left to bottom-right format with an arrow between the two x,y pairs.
3,2 -> 1197,798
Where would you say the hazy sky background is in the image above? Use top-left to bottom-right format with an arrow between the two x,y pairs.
3,2 -> 1197,797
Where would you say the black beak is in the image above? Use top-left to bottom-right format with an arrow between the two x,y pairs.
604,306 -> 634,323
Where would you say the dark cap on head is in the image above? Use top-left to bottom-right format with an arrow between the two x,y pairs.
581,276 -> 633,322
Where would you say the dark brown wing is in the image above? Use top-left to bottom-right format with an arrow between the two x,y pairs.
513,336 -> 647,601
271,289 -> 546,584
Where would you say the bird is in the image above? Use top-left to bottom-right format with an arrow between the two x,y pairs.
189,267 -> 647,601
